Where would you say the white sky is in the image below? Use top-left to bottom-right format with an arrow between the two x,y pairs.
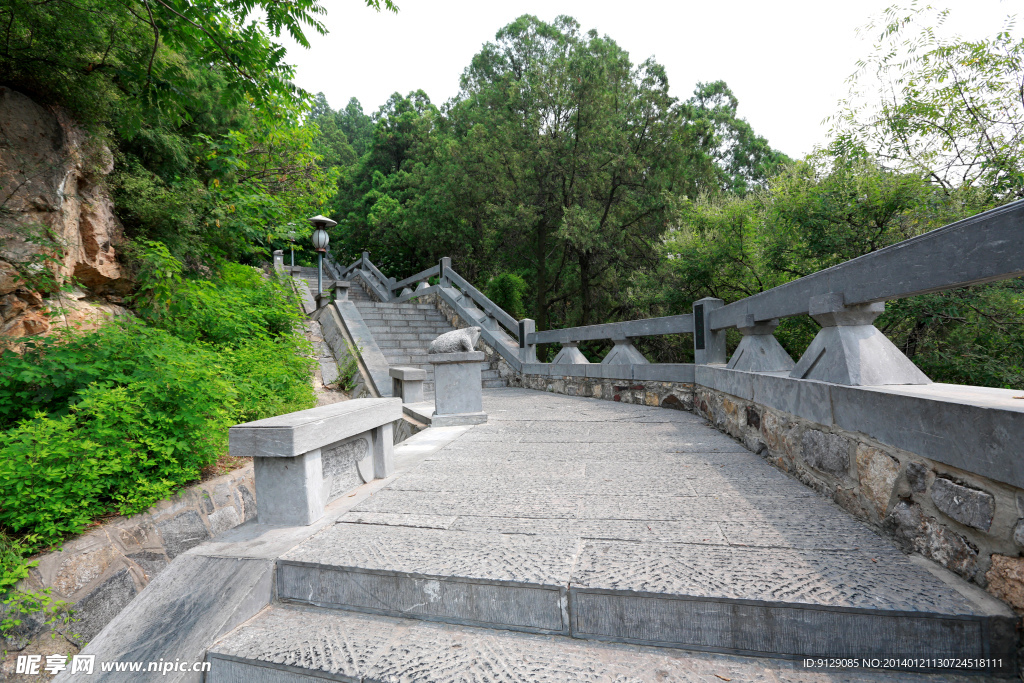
279,0 -> 1019,159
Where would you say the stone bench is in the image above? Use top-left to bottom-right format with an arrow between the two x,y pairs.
390,366 -> 426,403
229,399 -> 402,526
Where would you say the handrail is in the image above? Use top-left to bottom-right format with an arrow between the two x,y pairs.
361,256 -> 393,300
529,314 -> 694,345
393,265 -> 440,291
445,268 -> 520,337
709,199 -> 1024,331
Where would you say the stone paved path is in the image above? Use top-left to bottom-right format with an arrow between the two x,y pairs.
212,389 -> 1013,681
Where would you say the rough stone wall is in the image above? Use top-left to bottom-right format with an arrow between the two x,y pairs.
693,384 -> 1024,612
510,372 -> 695,411
0,87 -> 128,343
0,465 -> 255,670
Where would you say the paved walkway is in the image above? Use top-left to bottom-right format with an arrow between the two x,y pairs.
208,389 -> 1011,682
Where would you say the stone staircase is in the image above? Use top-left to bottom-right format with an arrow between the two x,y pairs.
293,266 -> 505,395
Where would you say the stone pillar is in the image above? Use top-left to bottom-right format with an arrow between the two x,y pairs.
373,422 -> 395,478
693,297 -> 726,365
332,281 -> 350,302
390,366 -> 426,403
551,341 -> 589,364
429,351 -> 488,426
273,250 -> 284,273
253,449 -> 325,526
601,338 -> 649,365
790,293 -> 931,386
439,257 -> 452,286
727,316 -> 795,372
518,318 -> 538,363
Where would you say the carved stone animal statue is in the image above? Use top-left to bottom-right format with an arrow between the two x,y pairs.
429,327 -> 481,354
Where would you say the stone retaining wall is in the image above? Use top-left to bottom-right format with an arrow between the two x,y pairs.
693,384 -> 1024,612
1,465 -> 255,662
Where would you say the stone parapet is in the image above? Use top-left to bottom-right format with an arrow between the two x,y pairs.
691,375 -> 1024,612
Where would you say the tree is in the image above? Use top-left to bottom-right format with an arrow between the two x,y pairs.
835,4 -> 1024,200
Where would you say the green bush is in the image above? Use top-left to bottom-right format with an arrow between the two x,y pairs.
485,273 -> 529,320
0,245 -> 316,636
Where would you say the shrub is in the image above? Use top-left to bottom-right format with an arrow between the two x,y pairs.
485,273 -> 529,320
0,245 -> 316,639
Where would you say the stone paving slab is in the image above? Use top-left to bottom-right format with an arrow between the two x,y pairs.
572,542 -> 974,613
207,604 -> 1002,682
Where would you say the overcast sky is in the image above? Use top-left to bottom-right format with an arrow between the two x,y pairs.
279,0 -> 1018,159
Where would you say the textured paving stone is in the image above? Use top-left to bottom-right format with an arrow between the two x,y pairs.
208,605 -> 995,683
281,523 -> 577,585
572,542 -> 979,614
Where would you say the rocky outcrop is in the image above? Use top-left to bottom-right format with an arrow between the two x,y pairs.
0,86 -> 127,341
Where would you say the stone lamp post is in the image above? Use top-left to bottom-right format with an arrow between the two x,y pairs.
308,214 -> 336,296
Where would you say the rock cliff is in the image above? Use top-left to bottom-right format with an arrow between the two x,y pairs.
0,87 -> 128,341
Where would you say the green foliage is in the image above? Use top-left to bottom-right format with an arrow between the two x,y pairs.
836,4 -> 1024,201
328,16 -> 785,333
0,248 -> 315,639
337,341 -> 363,393
485,274 -> 529,320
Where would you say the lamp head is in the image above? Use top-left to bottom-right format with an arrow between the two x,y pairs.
308,215 -> 335,252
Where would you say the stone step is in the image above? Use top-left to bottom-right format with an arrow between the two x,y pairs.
373,332 -> 449,342
210,602 -> 904,682
269,522 -> 1015,669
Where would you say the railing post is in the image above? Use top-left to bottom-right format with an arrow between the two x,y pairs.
727,316 -> 794,372
518,318 -> 537,363
273,250 -> 284,273
438,257 -> 451,287
362,251 -> 370,269
693,297 -> 726,365
790,293 -> 930,386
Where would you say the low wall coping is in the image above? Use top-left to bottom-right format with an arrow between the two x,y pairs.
695,364 -> 1024,490
229,398 -> 402,458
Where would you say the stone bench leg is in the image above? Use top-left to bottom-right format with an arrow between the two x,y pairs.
253,450 -> 326,526
373,423 -> 394,478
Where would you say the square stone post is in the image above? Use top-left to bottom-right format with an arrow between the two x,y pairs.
315,280 -> 334,309
429,351 -> 487,426
693,297 -> 726,365
438,257 -> 452,286
332,281 -> 350,302
518,318 -> 538,363
373,422 -> 394,479
273,250 -> 284,273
